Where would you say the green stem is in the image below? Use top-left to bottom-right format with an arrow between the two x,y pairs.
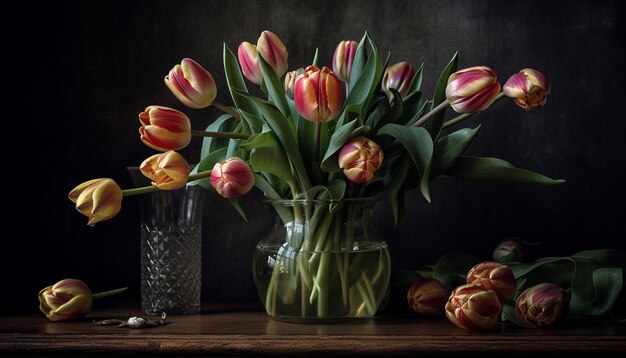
213,100 -> 240,120
92,287 -> 127,299
122,170 -> 213,197
442,92 -> 506,129
190,129 -> 249,140
314,122 -> 321,164
413,99 -> 449,127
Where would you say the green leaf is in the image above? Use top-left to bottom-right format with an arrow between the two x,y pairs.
348,32 -> 368,94
198,147 -> 228,172
430,125 -> 481,179
571,267 -> 623,316
312,48 -> 320,67
200,114 -> 236,159
399,91 -> 424,126
377,124 -> 434,201
571,249 -> 626,268
321,119 -> 357,172
241,132 -> 294,184
344,33 -> 383,115
223,44 -> 259,116
407,63 -> 424,94
253,174 -> 292,224
258,55 -> 292,127
432,252 -> 480,290
423,52 -> 458,140
233,89 -> 311,190
384,156 -> 411,226
445,156 -> 566,185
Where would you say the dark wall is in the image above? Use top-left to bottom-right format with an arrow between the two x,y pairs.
11,0 -> 626,314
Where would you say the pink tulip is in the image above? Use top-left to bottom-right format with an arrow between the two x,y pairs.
407,278 -> 450,316
493,239 -> 525,263
467,261 -> 515,302
238,42 -> 263,85
256,30 -> 288,78
338,136 -> 384,183
138,106 -> 191,151
39,279 -> 92,321
382,62 -> 415,102
332,40 -> 358,83
503,68 -> 551,110
445,283 -> 502,330
140,150 -> 190,190
516,283 -> 567,328
68,178 -> 123,226
445,66 -> 501,113
164,58 -> 217,109
210,157 -> 255,198
294,66 -> 343,123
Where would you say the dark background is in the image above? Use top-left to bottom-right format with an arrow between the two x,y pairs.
10,0 -> 626,314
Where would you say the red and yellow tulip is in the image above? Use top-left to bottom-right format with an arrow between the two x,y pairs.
294,66 -> 343,123
164,58 -> 217,109
338,136 -> 384,183
140,150 -> 190,190
138,106 -> 191,151
210,157 -> 255,198
503,68 -> 550,110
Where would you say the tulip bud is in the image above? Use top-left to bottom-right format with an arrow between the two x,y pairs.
338,136 -> 384,183
257,30 -> 288,78
210,157 -> 255,198
138,106 -> 191,151
164,58 -> 217,109
332,40 -> 358,83
140,150 -> 190,190
503,68 -> 551,110
68,178 -> 123,226
407,278 -> 450,316
516,283 -> 568,328
493,239 -> 525,263
284,70 -> 298,98
445,283 -> 502,330
238,42 -> 263,85
467,261 -> 515,302
294,66 -> 343,123
39,279 -> 92,321
382,61 -> 415,102
445,66 -> 501,113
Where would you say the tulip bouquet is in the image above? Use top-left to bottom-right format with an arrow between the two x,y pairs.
69,30 -> 562,319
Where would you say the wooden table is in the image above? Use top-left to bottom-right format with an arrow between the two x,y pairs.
1,301 -> 624,356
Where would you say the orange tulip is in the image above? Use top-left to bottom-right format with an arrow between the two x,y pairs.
140,150 -> 190,190
138,106 -> 191,151
294,66 -> 343,123
164,58 -> 217,109
68,178 -> 123,226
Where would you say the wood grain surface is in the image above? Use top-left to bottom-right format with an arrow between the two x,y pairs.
2,302 -> 624,356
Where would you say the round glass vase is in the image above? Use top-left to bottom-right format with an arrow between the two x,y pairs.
253,198 -> 391,322
128,167 -> 203,315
